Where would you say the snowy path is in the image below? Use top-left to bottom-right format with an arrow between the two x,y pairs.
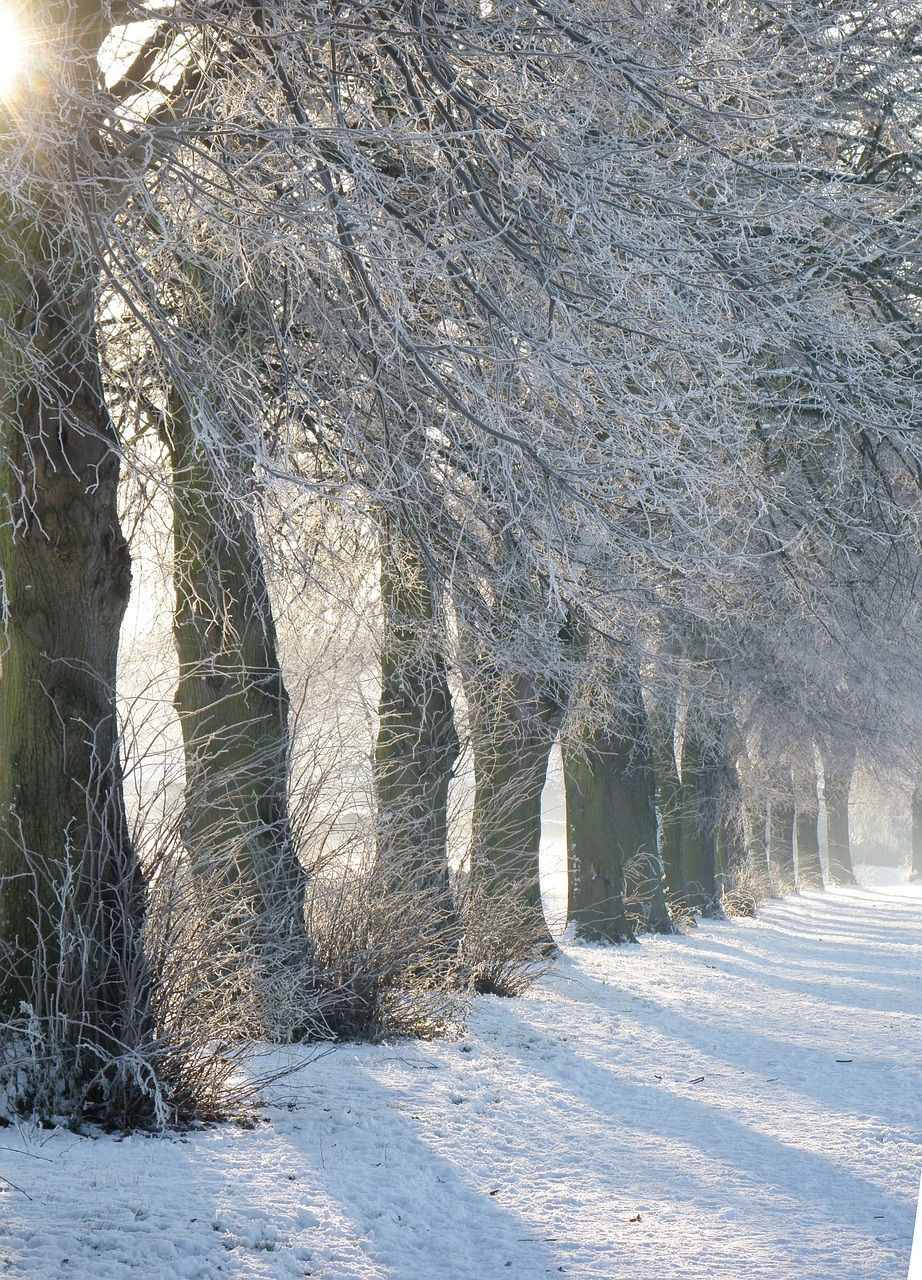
2,885 -> 920,1279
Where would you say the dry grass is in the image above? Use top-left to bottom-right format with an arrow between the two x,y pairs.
454,874 -> 556,998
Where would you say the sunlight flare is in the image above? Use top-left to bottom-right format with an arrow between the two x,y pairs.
0,5 -> 25,99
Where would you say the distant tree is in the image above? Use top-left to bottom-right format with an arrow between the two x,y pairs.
912,785 -> 922,883
793,754 -> 824,891
768,765 -> 797,892
820,741 -> 859,886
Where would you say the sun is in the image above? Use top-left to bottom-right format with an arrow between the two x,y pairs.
0,6 -> 26,100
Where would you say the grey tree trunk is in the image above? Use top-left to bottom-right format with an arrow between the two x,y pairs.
738,743 -> 770,883
464,655 -> 562,950
565,667 -> 672,939
715,749 -> 746,898
564,651 -> 669,939
820,742 -> 857,885
912,784 -> 922,882
680,720 -> 720,912
373,521 -> 458,922
649,696 -> 688,908
793,753 -> 824,889
616,675 -> 670,932
563,731 -> 633,943
0,193 -> 145,1050
169,400 -> 307,953
745,796 -> 770,880
768,765 -> 796,890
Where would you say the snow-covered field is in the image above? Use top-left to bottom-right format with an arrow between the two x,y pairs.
2,882 -> 920,1280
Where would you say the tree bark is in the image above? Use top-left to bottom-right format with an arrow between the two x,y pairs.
912,783 -> 922,882
649,696 -> 687,908
0,204 -> 145,1047
768,764 -> 796,890
793,753 -> 824,889
464,653 -> 562,950
745,796 -> 770,880
615,674 -> 670,932
820,742 -> 857,886
715,747 -> 746,898
680,719 -> 720,912
737,742 -> 770,883
373,521 -> 458,922
563,731 -> 633,943
169,400 -> 307,952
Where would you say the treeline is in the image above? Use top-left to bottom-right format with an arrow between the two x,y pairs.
0,0 -> 920,1126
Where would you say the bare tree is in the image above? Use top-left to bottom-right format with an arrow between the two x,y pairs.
2,0 -> 921,1125
0,6 -> 153,1111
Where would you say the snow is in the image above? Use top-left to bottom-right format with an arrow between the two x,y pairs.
910,1171 -> 922,1280
2,883 -> 920,1280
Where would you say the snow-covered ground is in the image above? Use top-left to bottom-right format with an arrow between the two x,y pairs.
2,882 -> 920,1280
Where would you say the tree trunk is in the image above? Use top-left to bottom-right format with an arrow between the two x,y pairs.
0,215 -> 145,1051
464,657 -> 562,950
563,732 -> 632,943
649,696 -> 688,908
616,675 -> 669,932
912,784 -> 922,882
745,796 -> 770,879
820,742 -> 857,886
715,748 -> 746,898
169,400 -> 307,953
768,765 -> 796,891
737,742 -> 770,883
793,753 -> 823,889
373,521 -> 458,922
680,719 -> 720,912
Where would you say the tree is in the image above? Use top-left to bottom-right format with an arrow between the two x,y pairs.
566,666 -> 670,941
678,706 -> 721,913
460,594 -> 565,953
0,4 -> 150,1105
793,753 -> 824,890
910,784 -> 922,882
168,393 -> 307,955
820,741 -> 858,886
2,0 -> 920,1123
714,724 -> 746,899
373,519 -> 459,925
650,692 -> 688,910
564,731 -> 633,945
107,159 -> 317,1022
768,765 -> 796,892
